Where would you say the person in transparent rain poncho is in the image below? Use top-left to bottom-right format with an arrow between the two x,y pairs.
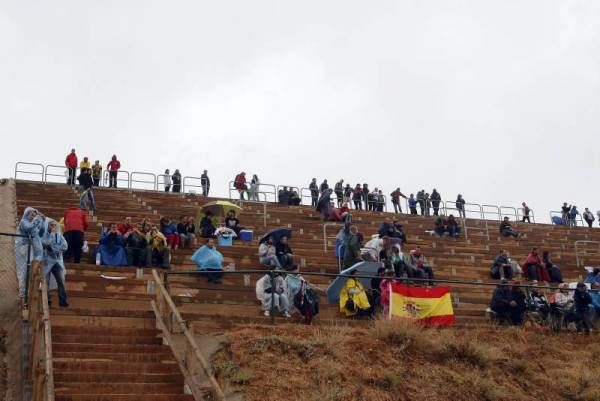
41,219 -> 69,307
255,271 -> 291,318
15,207 -> 45,301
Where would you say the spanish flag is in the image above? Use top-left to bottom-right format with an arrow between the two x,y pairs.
389,282 -> 455,326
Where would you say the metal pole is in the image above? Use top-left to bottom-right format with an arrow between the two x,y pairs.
24,236 -> 32,305
269,270 -> 275,325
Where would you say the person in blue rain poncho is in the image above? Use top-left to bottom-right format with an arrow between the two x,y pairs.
41,219 -> 69,307
97,223 -> 128,266
191,238 -> 224,284
15,207 -> 45,300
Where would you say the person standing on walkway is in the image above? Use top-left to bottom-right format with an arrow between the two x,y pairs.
91,160 -> 102,186
164,169 -> 172,192
107,155 -> 121,188
309,178 -> 319,207
521,202 -> 531,223
201,170 -> 210,196
63,205 -> 88,264
583,208 -> 595,228
65,148 -> 78,185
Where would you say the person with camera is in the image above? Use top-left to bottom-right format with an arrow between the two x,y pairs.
42,219 -> 69,307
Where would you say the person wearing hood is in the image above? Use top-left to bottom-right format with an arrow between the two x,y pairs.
275,236 -> 295,271
191,238 -> 224,283
543,251 -> 563,283
41,219 -> 69,307
97,223 -> 128,266
339,270 -> 373,318
147,227 -> 170,268
343,225 -> 362,269
256,271 -> 291,318
258,236 -> 282,269
522,248 -> 549,282
430,189 -> 441,216
106,155 -> 121,188
65,148 -> 78,185
172,169 -> 182,193
584,267 -> 600,288
163,169 -> 172,192
316,188 -> 333,222
573,283 -> 594,335
499,217 -> 521,238
16,207 -> 45,300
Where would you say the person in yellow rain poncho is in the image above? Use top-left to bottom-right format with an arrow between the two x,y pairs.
339,270 -> 374,318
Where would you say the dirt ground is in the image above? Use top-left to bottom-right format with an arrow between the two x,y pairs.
211,320 -> 600,401
0,179 -> 22,401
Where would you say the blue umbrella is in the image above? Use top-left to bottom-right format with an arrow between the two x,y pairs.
259,227 -> 292,244
326,261 -> 381,303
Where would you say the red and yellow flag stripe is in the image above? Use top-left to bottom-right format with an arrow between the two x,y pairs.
389,282 -> 455,326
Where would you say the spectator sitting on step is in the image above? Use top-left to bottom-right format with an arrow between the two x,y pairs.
191,238 -> 224,284
278,186 -> 290,205
434,216 -> 447,236
339,270 -> 373,318
139,218 -> 152,234
177,216 -> 196,248
526,281 -> 550,322
522,248 -> 550,282
147,227 -> 170,268
97,224 -> 128,266
389,244 -> 415,278
499,217 -> 521,238
489,280 -> 525,325
125,227 -> 148,267
433,216 -> 460,237
200,211 -> 216,238
542,251 -> 563,283
573,283 -> 594,335
160,217 -> 181,250
491,249 -> 513,280
42,219 -> 69,308
256,271 -> 291,318
289,190 -> 301,206
338,202 -> 352,223
258,236 -> 282,269
584,267 -> 600,289
408,246 -> 435,285
408,194 -> 418,215
224,210 -> 243,236
343,225 -> 363,269
117,217 -> 136,236
63,205 -> 88,264
275,236 -> 296,271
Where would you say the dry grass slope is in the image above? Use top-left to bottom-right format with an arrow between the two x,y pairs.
212,321 -> 600,401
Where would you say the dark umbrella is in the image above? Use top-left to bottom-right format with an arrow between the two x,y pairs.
326,261 -> 381,303
259,227 -> 292,244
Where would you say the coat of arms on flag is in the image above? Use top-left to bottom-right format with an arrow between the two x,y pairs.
389,282 -> 455,326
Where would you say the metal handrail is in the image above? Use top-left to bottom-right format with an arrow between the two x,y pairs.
14,162 -> 45,181
550,210 -> 584,226
575,240 -> 600,267
299,187 -> 315,205
44,164 -> 69,184
130,171 -> 156,191
499,206 -> 518,222
103,169 -> 131,188
482,204 -> 501,221
156,174 -> 171,192
323,222 -> 342,252
237,198 -> 268,227
182,176 -> 201,194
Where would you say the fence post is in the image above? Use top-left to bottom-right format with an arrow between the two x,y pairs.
269,270 -> 275,325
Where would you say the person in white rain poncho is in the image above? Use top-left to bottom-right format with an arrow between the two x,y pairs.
41,219 -> 69,307
255,272 -> 291,318
15,207 -> 45,300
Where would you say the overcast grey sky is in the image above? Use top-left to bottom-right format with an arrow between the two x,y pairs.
1,1 -> 599,222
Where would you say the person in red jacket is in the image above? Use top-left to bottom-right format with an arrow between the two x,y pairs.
522,248 -> 550,282
233,172 -> 247,200
63,206 -> 88,263
65,148 -> 78,185
107,155 -> 121,188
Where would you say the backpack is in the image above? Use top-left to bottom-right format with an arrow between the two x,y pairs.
234,174 -> 246,190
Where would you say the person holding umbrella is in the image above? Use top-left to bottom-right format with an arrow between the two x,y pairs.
276,236 -> 296,271
258,236 -> 282,269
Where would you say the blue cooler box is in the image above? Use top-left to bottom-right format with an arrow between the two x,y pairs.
218,234 -> 233,247
239,230 -> 253,242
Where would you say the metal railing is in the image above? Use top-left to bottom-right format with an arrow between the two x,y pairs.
235,198 -> 268,228
15,162 -> 45,182
43,165 -> 69,184
322,222 -> 343,252
182,176 -> 202,194
103,169 -> 131,188
150,270 -> 226,401
130,171 -> 156,191
482,204 -> 501,221
549,210 -> 584,226
575,240 -> 600,267
229,181 -> 276,202
26,261 -> 55,401
516,207 -> 536,223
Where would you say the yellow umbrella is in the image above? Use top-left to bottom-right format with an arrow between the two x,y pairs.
196,201 -> 243,227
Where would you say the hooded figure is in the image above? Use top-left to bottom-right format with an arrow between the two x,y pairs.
41,218 -> 69,306
255,272 -> 291,317
316,188 -> 333,221
191,239 -> 224,283
97,225 -> 128,266
15,207 -> 45,299
339,271 -> 372,317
